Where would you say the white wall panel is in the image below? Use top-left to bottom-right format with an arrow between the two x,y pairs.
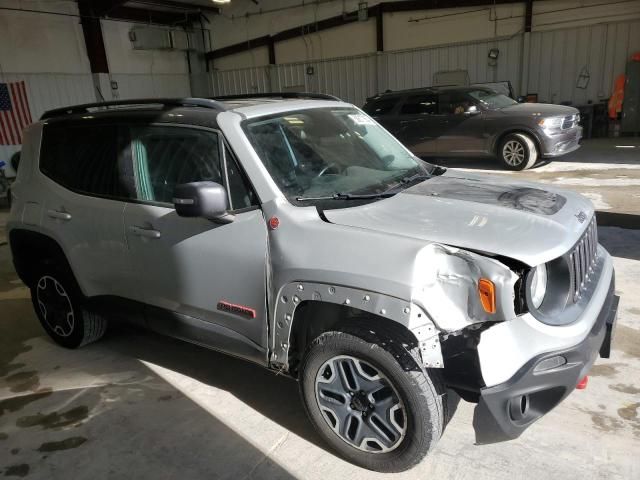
210,19 -> 637,108
101,20 -> 189,75
0,0 -> 89,74
528,20 -> 640,104
210,67 -> 272,96
0,72 -> 96,163
109,74 -> 191,99
380,34 -> 522,94
210,54 -> 379,106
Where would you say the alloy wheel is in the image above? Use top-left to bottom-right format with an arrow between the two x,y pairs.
503,140 -> 526,166
315,355 -> 407,453
36,275 -> 75,337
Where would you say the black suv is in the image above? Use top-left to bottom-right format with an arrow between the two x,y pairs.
363,86 -> 582,170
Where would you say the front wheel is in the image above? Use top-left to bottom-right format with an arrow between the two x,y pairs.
299,330 -> 444,472
499,133 -> 538,170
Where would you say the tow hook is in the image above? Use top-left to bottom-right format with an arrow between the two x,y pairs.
576,376 -> 589,390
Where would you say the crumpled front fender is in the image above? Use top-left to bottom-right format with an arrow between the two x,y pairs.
411,243 -> 521,332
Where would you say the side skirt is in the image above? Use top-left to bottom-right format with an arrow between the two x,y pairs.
85,295 -> 268,367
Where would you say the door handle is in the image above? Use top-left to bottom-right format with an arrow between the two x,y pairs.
130,225 -> 161,239
47,209 -> 72,221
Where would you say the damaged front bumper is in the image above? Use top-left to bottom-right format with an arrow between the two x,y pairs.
472,275 -> 619,444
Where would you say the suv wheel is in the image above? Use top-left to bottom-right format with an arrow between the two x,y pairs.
299,330 -> 444,472
31,267 -> 107,349
499,133 -> 538,170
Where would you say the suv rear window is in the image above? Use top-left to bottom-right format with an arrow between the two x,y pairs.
362,97 -> 399,116
40,124 -> 125,198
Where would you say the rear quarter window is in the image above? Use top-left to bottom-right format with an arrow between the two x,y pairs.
362,97 -> 399,116
39,124 -> 127,198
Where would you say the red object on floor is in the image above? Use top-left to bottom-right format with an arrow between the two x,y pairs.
576,376 -> 589,390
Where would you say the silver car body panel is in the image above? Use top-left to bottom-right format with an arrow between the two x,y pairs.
272,281 -> 443,369
323,169 -> 595,267
7,123 -> 135,300
123,201 -> 269,349
478,247 -> 613,386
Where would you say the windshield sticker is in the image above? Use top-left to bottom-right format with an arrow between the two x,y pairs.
348,114 -> 375,125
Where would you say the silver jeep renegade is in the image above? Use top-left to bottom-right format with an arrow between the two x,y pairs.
7,94 -> 619,472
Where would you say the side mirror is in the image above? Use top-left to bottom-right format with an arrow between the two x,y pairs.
173,181 -> 234,224
465,105 -> 481,115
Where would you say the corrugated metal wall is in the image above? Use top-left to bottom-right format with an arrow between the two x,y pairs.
209,35 -> 522,105
528,20 -> 640,104
0,73 -> 95,165
379,34 -> 522,93
110,73 -> 191,100
210,67 -> 272,97
210,54 -> 378,107
210,19 -> 639,107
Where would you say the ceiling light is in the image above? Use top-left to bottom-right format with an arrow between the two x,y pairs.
212,0 -> 231,4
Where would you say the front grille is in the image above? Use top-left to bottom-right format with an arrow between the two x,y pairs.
569,216 -> 598,302
562,114 -> 579,130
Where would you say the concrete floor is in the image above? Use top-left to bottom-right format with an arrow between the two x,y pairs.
1,138 -> 640,479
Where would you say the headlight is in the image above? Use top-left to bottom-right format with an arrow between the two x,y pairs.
530,264 -> 547,308
538,116 -> 564,129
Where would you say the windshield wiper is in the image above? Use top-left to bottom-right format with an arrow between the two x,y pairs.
296,171 -> 435,202
296,191 -> 398,202
400,173 -> 432,185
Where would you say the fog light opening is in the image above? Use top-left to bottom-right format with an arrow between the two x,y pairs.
509,394 -> 530,421
534,355 -> 567,372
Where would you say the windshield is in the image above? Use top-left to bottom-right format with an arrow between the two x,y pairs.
467,89 -> 517,110
243,107 -> 432,203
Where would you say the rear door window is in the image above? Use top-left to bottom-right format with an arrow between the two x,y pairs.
400,94 -> 438,115
40,124 -> 126,198
362,97 -> 399,116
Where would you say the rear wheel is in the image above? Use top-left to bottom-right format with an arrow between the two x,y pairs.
31,265 -> 107,348
299,330 -> 444,472
499,133 -> 538,170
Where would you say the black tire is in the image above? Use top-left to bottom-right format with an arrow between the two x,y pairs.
299,328 -> 444,472
30,264 -> 107,349
498,132 -> 538,170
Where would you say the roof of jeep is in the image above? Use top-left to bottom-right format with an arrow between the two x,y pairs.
39,94 -> 348,129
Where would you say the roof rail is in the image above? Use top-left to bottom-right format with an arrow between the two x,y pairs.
40,98 -> 227,120
212,92 -> 342,101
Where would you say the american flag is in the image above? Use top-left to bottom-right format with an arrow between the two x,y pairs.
0,81 -> 33,145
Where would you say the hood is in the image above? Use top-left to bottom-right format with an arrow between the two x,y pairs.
323,170 -> 594,266
499,102 -> 578,117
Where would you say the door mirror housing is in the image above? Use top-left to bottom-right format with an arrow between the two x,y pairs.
173,181 -> 234,224
465,105 -> 481,115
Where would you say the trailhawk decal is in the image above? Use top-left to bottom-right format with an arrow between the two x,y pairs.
217,301 -> 256,319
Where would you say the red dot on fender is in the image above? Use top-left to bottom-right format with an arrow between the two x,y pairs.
268,217 -> 280,230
